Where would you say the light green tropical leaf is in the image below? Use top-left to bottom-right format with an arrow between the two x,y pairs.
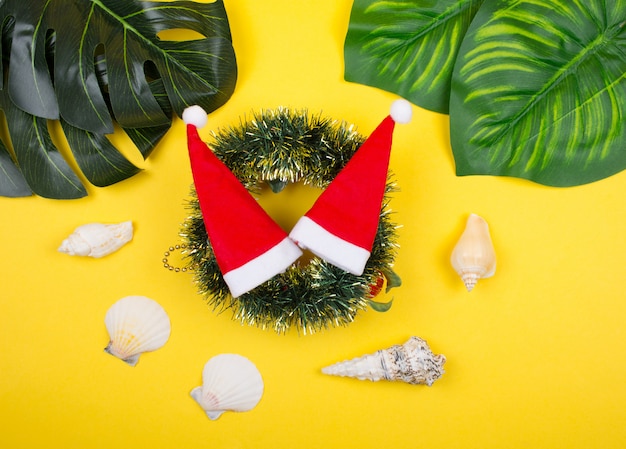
450,0 -> 626,186
344,0 -> 484,113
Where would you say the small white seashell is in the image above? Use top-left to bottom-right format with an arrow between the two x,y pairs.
104,296 -> 171,366
322,336 -> 446,386
190,354 -> 264,420
58,221 -> 133,258
450,213 -> 496,292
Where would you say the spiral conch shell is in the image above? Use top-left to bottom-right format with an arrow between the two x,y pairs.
190,354 -> 264,420
322,336 -> 446,386
450,213 -> 496,292
58,221 -> 133,258
104,296 -> 171,366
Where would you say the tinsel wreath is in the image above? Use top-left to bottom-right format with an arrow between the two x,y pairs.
180,107 -> 401,334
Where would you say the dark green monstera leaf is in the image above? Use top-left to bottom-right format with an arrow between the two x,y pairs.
344,0 -> 484,113
0,0 -> 236,199
0,138 -> 31,198
450,0 -> 626,186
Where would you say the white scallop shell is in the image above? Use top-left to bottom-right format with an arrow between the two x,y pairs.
190,354 -> 264,420
104,296 -> 171,366
322,336 -> 446,386
58,221 -> 133,258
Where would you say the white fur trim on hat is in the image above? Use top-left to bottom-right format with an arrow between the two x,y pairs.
289,216 -> 370,276
222,237 -> 303,298
182,105 -> 208,128
390,99 -> 412,124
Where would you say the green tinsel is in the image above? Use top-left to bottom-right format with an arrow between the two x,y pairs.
180,107 -> 400,334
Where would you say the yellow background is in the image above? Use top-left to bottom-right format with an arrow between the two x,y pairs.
2,1 -> 625,448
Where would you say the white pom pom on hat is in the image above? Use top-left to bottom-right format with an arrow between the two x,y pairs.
390,99 -> 412,124
182,105 -> 208,129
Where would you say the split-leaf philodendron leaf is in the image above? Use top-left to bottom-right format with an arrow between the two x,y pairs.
450,0 -> 626,186
345,0 -> 626,186
0,0 -> 236,199
344,0 -> 485,114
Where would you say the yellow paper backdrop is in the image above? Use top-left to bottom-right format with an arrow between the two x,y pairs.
1,1 -> 625,448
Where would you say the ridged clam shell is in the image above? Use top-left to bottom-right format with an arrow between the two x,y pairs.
104,296 -> 171,366
58,221 -> 133,258
322,336 -> 445,386
190,354 -> 264,420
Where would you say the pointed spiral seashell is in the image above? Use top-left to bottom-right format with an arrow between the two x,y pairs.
321,336 -> 446,386
104,296 -> 171,366
450,213 -> 496,292
58,221 -> 133,258
190,354 -> 264,420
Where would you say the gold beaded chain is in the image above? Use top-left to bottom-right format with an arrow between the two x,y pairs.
162,244 -> 195,272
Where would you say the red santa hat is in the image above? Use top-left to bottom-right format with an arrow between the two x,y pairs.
183,106 -> 303,298
289,99 -> 412,276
